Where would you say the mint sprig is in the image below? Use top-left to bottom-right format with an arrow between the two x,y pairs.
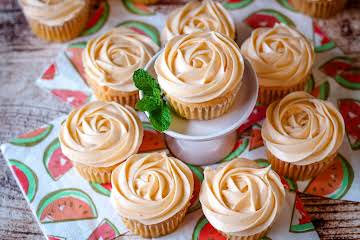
133,69 -> 172,132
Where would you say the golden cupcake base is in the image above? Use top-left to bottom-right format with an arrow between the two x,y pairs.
27,3 -> 90,42
291,0 -> 347,18
267,150 -> 337,181
122,204 -> 189,238
222,225 -> 271,240
74,162 -> 117,183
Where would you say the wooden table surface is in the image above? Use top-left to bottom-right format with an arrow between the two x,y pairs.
0,0 -> 359,239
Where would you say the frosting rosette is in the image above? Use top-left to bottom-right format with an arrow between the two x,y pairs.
83,27 -> 160,92
162,0 -> 235,42
155,31 -> 244,103
262,91 -> 345,165
200,159 -> 285,237
241,23 -> 314,87
110,152 -> 194,225
59,101 -> 143,168
19,0 -> 86,26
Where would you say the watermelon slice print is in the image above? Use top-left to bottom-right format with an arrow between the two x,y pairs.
82,1 -> 110,36
187,164 -> 204,213
65,42 -> 87,81
319,56 -> 360,90
138,122 -> 166,153
304,76 -> 330,100
48,235 -> 66,240
313,22 -> 335,53
117,20 -> 160,46
90,182 -> 112,197
41,64 -> 57,81
192,215 -> 226,240
36,188 -> 97,223
338,99 -> 360,150
10,124 -> 53,147
305,154 -> 354,199
237,104 -> 267,134
276,0 -> 295,11
244,9 -> 295,29
249,124 -> 263,150
290,194 -> 315,233
88,218 -> 120,240
9,160 -> 38,202
221,138 -> 249,162
51,89 -> 89,108
122,0 -> 155,16
43,138 -> 73,181
222,0 -> 254,10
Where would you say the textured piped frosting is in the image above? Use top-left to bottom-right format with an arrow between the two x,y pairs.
110,152 -> 194,225
162,0 -> 235,42
59,101 -> 143,168
262,91 -> 345,165
200,159 -> 285,237
83,27 -> 160,92
155,31 -> 244,103
19,0 -> 86,26
241,23 -> 314,87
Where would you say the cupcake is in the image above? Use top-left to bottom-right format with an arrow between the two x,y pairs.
262,91 -> 345,180
291,0 -> 347,18
111,152 -> 194,238
241,23 -> 314,105
59,101 -> 143,183
83,27 -> 160,107
162,0 -> 235,43
200,158 -> 285,240
155,31 -> 244,120
19,0 -> 90,42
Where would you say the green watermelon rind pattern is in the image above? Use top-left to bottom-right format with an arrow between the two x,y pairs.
89,218 -> 120,238
9,159 -> 38,202
43,138 -> 69,181
187,164 -> 204,213
290,223 -> 315,233
36,188 -> 98,224
222,138 -> 249,162
89,182 -> 111,197
192,215 -> 208,240
245,9 -> 296,28
10,124 -> 53,147
276,0 -> 295,11
81,1 -> 110,36
315,41 -> 336,53
223,0 -> 254,10
117,20 -> 161,46
122,0 -> 154,16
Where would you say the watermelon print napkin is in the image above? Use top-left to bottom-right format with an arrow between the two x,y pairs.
1,0 -> 359,239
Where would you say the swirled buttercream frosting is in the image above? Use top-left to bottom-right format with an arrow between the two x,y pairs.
200,159 -> 285,236
19,0 -> 86,26
262,91 -> 345,165
110,152 -> 194,225
83,27 -> 160,92
59,101 -> 143,168
241,23 -> 314,87
155,31 -> 244,103
162,0 -> 235,42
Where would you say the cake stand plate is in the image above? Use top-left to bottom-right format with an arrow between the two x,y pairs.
143,51 -> 258,165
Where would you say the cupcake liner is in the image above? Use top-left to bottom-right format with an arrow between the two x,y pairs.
291,0 -> 347,18
258,77 -> 308,106
267,150 -> 337,181
221,224 -> 271,240
74,162 -> 117,183
166,85 -> 240,120
122,204 -> 189,238
26,3 -> 90,42
85,73 -> 139,107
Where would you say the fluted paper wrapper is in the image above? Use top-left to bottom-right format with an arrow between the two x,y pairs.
74,162 -> 116,183
291,0 -> 347,18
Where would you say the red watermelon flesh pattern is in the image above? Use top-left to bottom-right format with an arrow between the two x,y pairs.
18,127 -> 46,139
188,171 -> 201,212
138,129 -> 166,153
51,89 -> 88,108
199,222 -> 226,240
339,99 -> 360,148
88,219 -> 119,240
85,3 -> 105,29
48,236 -> 65,240
321,59 -> 359,82
249,126 -> 263,150
101,183 -> 112,192
237,105 -> 267,134
48,148 -> 73,180
245,13 -> 278,28
314,22 -> 331,45
66,48 -> 86,80
13,166 -> 29,194
295,195 -> 312,225
41,64 -> 56,80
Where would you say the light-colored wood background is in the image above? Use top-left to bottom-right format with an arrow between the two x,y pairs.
0,0 -> 359,239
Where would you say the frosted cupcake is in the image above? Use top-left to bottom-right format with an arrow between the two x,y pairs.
155,31 -> 244,120
111,152 -> 194,238
241,23 -> 314,105
59,101 -> 143,183
83,27 -> 160,107
200,158 -> 285,240
162,0 -> 235,42
262,91 -> 345,180
291,0 -> 347,18
19,0 -> 90,42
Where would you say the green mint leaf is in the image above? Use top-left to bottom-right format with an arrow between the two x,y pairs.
149,104 -> 172,132
135,96 -> 161,112
133,69 -> 159,95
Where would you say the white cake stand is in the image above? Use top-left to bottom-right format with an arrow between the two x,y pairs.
142,51 -> 258,166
